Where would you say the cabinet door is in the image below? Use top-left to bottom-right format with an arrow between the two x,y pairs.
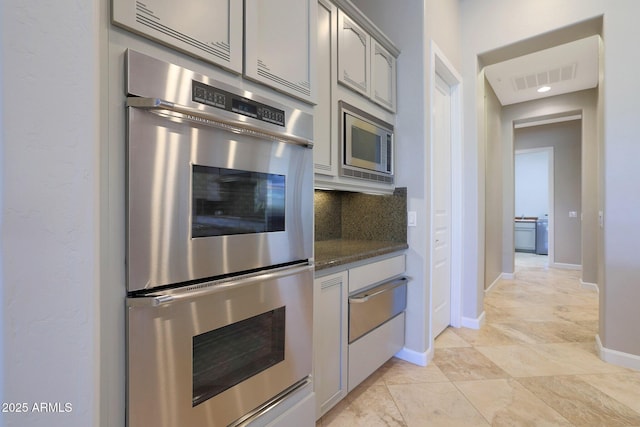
314,0 -> 338,176
112,0 -> 243,73
245,0 -> 317,103
337,10 -> 370,97
514,225 -> 536,251
371,39 -> 397,112
313,271 -> 348,419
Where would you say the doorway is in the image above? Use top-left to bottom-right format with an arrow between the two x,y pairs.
514,147 -> 554,265
513,119 -> 582,270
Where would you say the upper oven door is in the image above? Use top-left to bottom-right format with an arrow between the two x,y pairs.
126,106 -> 313,292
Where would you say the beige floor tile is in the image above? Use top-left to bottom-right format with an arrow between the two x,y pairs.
491,319 -> 596,344
552,304 -> 599,323
434,327 -> 472,348
320,384 -> 406,427
433,347 -> 510,381
579,372 -> 640,414
517,375 -> 640,426
476,342 -> 628,377
454,378 -> 573,426
380,357 -> 450,385
387,382 -> 489,427
484,303 -> 560,322
449,323 -> 524,346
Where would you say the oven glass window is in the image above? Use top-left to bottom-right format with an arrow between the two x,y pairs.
192,165 -> 285,238
351,127 -> 381,163
192,307 -> 286,407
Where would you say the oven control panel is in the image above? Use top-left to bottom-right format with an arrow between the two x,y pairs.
192,81 -> 285,127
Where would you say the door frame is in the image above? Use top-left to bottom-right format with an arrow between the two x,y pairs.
429,41 -> 463,339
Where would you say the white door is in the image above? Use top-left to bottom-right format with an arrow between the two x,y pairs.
432,74 -> 452,338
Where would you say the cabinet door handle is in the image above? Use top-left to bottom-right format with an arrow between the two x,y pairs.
349,277 -> 407,304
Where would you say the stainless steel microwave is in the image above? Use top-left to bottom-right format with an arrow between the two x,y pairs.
339,101 -> 394,184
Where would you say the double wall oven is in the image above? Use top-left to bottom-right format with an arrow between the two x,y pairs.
125,50 -> 314,427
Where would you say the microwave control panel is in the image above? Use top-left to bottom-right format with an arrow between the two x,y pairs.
192,80 -> 285,127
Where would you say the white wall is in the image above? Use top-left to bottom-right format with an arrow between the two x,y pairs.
461,0 -> 640,362
515,150 -> 549,219
1,1 -> 101,426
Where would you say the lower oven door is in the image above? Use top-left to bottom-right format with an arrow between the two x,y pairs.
126,264 -> 313,427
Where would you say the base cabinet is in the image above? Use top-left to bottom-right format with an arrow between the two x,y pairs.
314,254 -> 406,420
313,271 -> 348,419
515,221 -> 536,252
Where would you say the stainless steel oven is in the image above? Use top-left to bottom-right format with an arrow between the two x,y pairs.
124,50 -> 314,427
125,50 -> 313,294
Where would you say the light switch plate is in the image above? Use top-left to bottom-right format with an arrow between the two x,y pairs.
408,211 -> 417,227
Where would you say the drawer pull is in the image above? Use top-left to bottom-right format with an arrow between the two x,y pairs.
349,277 -> 407,304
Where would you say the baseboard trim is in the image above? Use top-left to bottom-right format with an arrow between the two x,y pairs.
596,334 -> 640,371
551,262 -> 582,270
580,279 -> 599,293
485,272 -> 515,294
485,274 -> 501,294
461,311 -> 485,330
395,346 -> 432,367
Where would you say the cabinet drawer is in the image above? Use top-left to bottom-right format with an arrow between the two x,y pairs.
349,254 -> 405,293
348,312 -> 404,391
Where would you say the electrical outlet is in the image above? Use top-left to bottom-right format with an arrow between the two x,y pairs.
569,211 -> 577,218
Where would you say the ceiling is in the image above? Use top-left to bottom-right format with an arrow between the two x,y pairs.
484,35 -> 600,106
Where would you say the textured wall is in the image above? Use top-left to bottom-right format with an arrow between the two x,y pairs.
1,1 -> 100,426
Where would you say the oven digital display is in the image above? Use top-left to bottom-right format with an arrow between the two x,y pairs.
232,98 -> 258,118
192,80 -> 286,126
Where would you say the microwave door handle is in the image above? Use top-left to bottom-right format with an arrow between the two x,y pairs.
126,97 -> 313,148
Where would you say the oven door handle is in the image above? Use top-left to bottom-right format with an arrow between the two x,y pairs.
348,276 -> 408,304
127,263 -> 313,308
126,97 -> 313,148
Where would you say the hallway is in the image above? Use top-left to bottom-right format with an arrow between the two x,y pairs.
316,254 -> 640,426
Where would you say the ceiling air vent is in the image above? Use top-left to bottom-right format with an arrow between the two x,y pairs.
512,63 -> 577,91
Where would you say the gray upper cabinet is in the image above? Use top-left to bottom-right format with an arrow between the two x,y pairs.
245,0 -> 317,104
371,39 -> 396,111
112,0 -> 243,74
315,0 -> 338,176
337,10 -> 370,98
336,5 -> 398,112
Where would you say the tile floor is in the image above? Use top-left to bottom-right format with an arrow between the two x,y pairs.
316,253 -> 640,426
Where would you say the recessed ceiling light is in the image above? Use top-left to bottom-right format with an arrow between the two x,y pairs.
537,86 -> 551,93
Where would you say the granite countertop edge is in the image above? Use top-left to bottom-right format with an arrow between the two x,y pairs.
314,240 -> 409,271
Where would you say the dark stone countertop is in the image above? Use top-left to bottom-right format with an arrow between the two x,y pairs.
314,239 -> 408,271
